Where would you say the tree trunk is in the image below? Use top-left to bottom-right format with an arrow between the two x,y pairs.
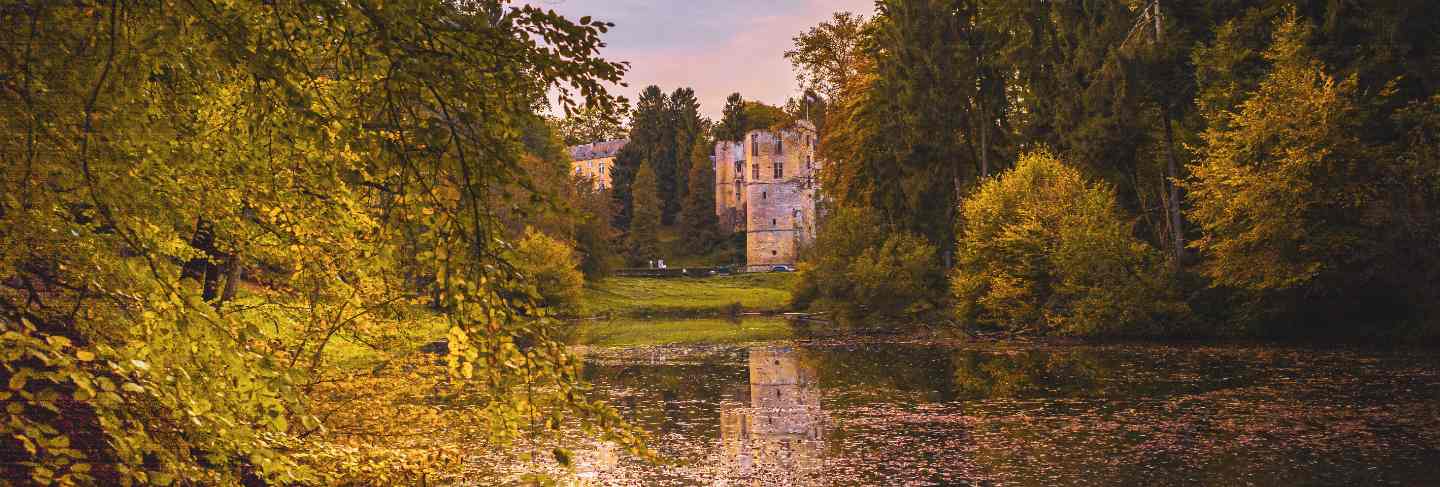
221,254 -> 241,303
180,217 -> 214,283
1162,110 -> 1186,264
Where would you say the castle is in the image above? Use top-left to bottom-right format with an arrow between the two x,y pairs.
568,138 -> 627,190
714,121 -> 821,271
567,121 -> 821,271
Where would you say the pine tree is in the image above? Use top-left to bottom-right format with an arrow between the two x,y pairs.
611,86 -> 669,229
626,161 -> 662,265
680,137 -> 721,253
666,87 -> 704,224
717,93 -> 749,141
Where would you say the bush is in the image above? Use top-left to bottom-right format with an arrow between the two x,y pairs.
793,206 -> 944,327
952,150 -> 1184,336
512,227 -> 584,315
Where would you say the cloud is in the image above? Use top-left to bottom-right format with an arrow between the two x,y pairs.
532,0 -> 875,120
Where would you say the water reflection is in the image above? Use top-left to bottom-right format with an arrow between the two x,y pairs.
552,339 -> 1440,486
716,346 -> 824,485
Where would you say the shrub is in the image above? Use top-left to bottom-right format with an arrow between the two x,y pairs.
952,150 -> 1184,335
512,227 -> 584,315
794,206 -> 944,327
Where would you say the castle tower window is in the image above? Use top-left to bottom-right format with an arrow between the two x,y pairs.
776,137 -> 783,155
751,135 -> 758,156
762,191 -> 767,199
773,162 -> 783,178
735,160 -> 743,177
772,218 -> 777,226
752,164 -> 760,179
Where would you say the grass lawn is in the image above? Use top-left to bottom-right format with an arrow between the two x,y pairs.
579,272 -> 797,318
571,317 -> 794,347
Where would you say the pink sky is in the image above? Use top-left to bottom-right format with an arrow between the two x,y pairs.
532,0 -> 875,120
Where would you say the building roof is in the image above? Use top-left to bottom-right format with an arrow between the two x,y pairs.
569,139 -> 628,161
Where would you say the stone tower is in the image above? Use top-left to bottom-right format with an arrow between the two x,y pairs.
714,140 -> 747,233
734,121 -> 820,271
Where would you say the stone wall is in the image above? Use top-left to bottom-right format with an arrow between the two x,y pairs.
714,141 -> 746,233
740,121 -> 819,270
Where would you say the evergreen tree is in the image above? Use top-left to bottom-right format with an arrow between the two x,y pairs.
680,137 -> 721,253
1186,9 -> 1440,328
611,86 -> 669,229
716,93 -> 749,141
666,87 -> 704,224
626,161 -> 662,265
821,0 -> 980,252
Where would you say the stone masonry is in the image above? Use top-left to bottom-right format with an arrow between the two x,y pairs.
714,120 -> 821,271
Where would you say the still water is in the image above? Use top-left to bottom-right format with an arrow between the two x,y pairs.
558,323 -> 1440,486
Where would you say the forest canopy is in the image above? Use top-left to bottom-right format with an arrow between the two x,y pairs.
0,1 -> 645,484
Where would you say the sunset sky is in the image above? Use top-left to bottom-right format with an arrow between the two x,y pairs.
533,0 -> 874,120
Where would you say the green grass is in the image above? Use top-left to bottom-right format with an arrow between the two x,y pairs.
572,317 -> 794,347
579,272 -> 797,317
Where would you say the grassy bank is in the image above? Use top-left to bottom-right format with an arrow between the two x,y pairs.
571,317 -> 795,347
579,272 -> 797,318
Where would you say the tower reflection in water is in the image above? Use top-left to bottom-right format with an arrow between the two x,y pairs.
716,346 -> 824,486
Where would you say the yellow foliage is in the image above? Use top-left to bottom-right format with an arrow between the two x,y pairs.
953,151 -> 1183,335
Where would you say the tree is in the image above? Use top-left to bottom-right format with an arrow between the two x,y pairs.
953,151 -> 1182,336
680,137 -> 721,253
716,93 -> 750,141
556,105 -> 628,146
785,89 -> 830,138
792,207 -> 944,327
1185,9 -> 1440,331
0,1 -> 646,484
820,0 -> 979,253
512,228 -> 585,315
665,87 -> 705,224
625,162 -> 662,265
784,11 -> 869,102
573,182 -> 622,280
611,86 -> 669,229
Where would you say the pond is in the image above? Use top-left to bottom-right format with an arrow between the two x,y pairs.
513,319 -> 1440,485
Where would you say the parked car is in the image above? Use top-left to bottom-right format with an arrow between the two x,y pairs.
770,265 -> 794,272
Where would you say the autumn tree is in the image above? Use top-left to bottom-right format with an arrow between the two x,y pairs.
0,1 -> 647,484
953,151 -> 1183,336
784,11 -> 868,102
1186,9 -> 1440,329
